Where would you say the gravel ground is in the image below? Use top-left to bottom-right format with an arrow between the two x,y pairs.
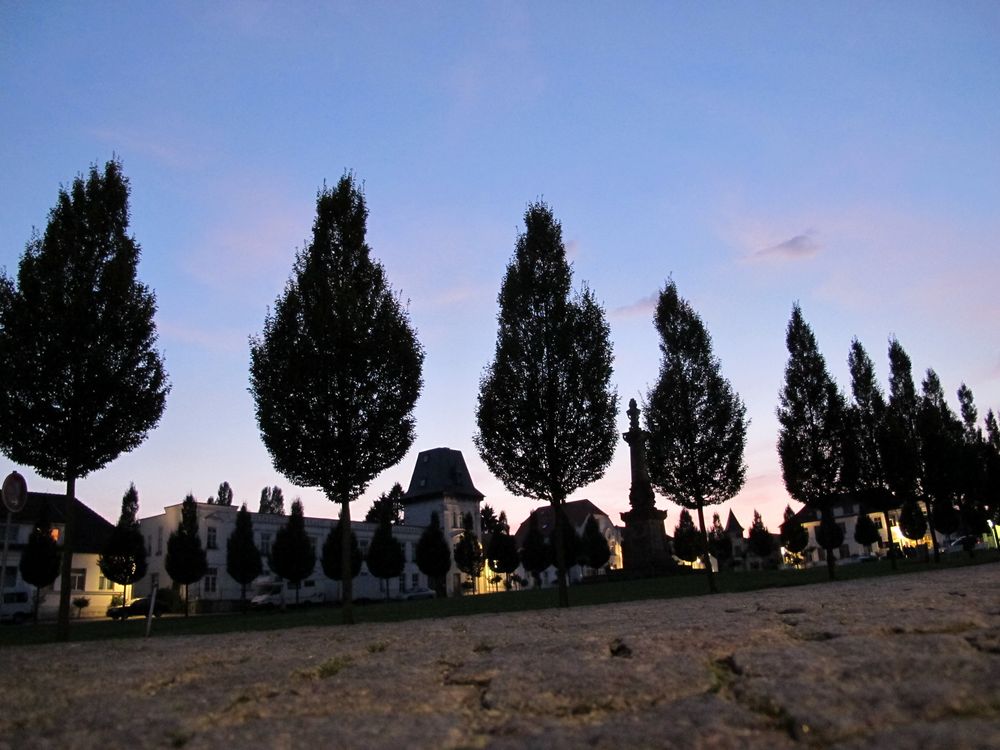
1,563 -> 998,749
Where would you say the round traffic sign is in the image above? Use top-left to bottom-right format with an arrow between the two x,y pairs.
2,472 -> 27,513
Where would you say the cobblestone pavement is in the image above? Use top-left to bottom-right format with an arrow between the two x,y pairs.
1,564 -> 998,749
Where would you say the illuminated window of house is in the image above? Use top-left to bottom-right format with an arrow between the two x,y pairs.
204,567 -> 217,594
70,568 -> 86,591
206,527 -> 217,550
49,528 -> 60,543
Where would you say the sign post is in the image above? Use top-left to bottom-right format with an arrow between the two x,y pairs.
1,471 -> 28,621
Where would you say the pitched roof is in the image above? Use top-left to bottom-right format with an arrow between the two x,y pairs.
512,499 -> 610,546
724,510 -> 743,534
402,448 -> 484,504
0,492 -> 115,553
786,495 -> 901,525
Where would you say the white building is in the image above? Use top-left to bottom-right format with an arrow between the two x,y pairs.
137,447 -> 490,609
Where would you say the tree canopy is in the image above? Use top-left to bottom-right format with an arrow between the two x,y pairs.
19,503 -> 61,621
644,280 -> 747,593
258,486 -> 285,515
226,504 -> 262,610
475,202 -> 617,607
164,494 -> 207,616
268,500 -> 316,602
365,512 -> 405,599
0,159 -> 169,639
250,174 -> 423,623
98,483 -> 148,604
364,482 -> 405,525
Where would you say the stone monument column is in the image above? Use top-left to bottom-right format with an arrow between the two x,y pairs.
619,399 -> 671,572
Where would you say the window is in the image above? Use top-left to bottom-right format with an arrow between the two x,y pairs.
411,573 -> 420,589
70,568 -> 86,591
206,527 -> 218,550
204,567 -> 217,594
98,575 -> 115,591
260,533 -> 271,556
405,542 -> 412,563
399,574 -> 406,592
873,517 -> 883,529
156,527 -> 163,556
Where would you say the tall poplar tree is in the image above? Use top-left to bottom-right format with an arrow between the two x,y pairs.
917,369 -> 962,560
475,202 -> 618,608
777,305 -> 850,581
453,512 -> 484,594
250,174 -> 423,624
226,504 -> 262,611
0,160 -> 169,639
881,339 -> 922,537
165,494 -> 207,616
846,339 -> 897,568
321,516 -> 362,598
644,280 -> 747,593
98,483 -> 148,610
258,486 -> 285,515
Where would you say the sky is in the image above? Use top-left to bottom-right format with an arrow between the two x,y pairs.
1,2 -> 998,532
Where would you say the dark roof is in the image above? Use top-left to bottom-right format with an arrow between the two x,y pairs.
512,499 -> 610,547
0,492 -> 115,553
787,495 -> 901,526
724,510 -> 743,534
402,448 -> 484,504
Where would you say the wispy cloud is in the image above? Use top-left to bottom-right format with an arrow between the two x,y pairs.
752,230 -> 821,261
611,292 -> 658,320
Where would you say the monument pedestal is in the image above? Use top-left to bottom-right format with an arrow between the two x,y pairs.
620,508 -> 671,573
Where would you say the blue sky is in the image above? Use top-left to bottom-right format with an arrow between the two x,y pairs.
2,2 -> 998,531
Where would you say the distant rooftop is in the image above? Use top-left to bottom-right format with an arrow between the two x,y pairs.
402,448 -> 484,504
512,499 -> 611,546
0,492 -> 115,553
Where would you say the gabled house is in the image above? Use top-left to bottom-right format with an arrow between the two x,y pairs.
1,492 -> 116,619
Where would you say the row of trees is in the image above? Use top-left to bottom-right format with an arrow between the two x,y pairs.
778,306 -> 999,579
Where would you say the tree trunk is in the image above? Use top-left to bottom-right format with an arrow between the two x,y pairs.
882,510 -> 897,570
551,497 -> 570,608
696,505 -> 717,594
926,498 -> 941,563
340,500 -> 354,625
56,475 -> 77,641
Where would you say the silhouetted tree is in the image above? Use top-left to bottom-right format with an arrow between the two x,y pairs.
0,160 -> 169,639
475,202 -> 617,608
881,339 -> 923,543
365,514 -> 405,600
815,515 -> 846,561
486,516 -> 520,587
250,174 -> 423,624
480,504 -> 500,537
364,483 -> 405,525
779,505 -> 809,564
853,511 -> 881,552
258,486 -> 285,515
580,515 -> 611,571
226,504 -> 262,611
321,516 -> 362,600
268,500 -> 315,604
210,481 -> 234,506
165,494 -> 207,616
414,512 -> 451,597
520,513 -> 551,588
672,508 -> 704,563
98,483 -> 148,612
847,339 -> 898,568
955,384 -> 990,555
918,369 -> 963,560
899,498 -> 928,549
747,511 -> 774,560
777,305 -> 850,580
18,503 -> 61,622
707,512 -> 733,570
453,513 -> 484,593
644,280 -> 747,593
548,508 -> 581,573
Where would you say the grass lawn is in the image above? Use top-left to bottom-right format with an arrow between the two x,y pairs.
2,550 -> 996,648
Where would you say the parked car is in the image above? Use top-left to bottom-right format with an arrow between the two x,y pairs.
1,590 -> 33,624
106,596 -> 170,620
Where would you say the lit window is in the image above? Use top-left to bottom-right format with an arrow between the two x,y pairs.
70,569 -> 86,591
